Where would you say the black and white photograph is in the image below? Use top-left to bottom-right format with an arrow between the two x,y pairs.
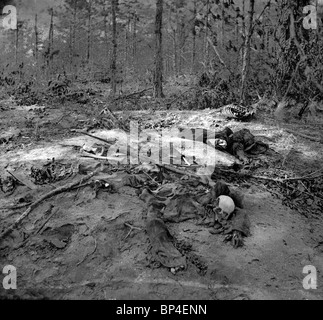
0,0 -> 323,302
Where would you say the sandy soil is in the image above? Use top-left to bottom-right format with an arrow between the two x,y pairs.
0,103 -> 323,300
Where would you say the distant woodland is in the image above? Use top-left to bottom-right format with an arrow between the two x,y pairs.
0,0 -> 322,109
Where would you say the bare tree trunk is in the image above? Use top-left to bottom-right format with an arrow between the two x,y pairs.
178,16 -> 185,75
71,1 -> 77,79
191,0 -> 197,74
34,14 -> 38,65
47,8 -> 54,76
111,0 -> 117,97
176,1 -> 185,76
266,20 -> 270,53
87,0 -> 92,67
240,0 -> 255,104
49,9 -> 54,54
173,29 -> 178,76
204,0 -> 210,70
124,16 -> 129,78
221,5 -> 224,48
241,0 -> 246,59
69,23 -> 73,73
275,0 -> 289,99
235,8 -> 240,65
132,13 -> 137,73
154,0 -> 164,98
15,26 -> 19,66
103,12 -> 109,65
261,18 -> 265,51
166,54 -> 170,76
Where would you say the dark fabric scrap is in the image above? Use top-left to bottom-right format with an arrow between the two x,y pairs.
230,208 -> 251,237
146,218 -> 186,268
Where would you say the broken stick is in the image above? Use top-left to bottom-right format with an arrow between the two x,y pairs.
0,172 -> 96,242
114,87 -> 153,101
6,170 -> 37,190
124,222 -> 143,240
71,129 -> 116,145
80,151 -> 126,162
219,168 -> 323,183
285,129 -> 322,143
36,206 -> 60,235
157,164 -> 214,186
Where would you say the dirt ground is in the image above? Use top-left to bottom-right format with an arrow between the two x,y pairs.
0,101 -> 323,300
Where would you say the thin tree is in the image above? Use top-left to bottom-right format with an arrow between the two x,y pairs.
191,0 -> 197,74
46,8 -> 54,76
103,4 -> 110,66
15,29 -> 18,66
70,0 -> 77,78
86,0 -> 92,66
171,2 -> 178,76
111,0 -> 117,97
221,3 -> 225,48
34,14 -> 38,65
241,0 -> 246,59
235,7 -> 240,65
124,15 -> 129,74
154,0 -> 164,98
177,10 -> 185,75
69,22 -> 73,73
132,12 -> 137,73
240,0 -> 255,104
204,0 -> 210,70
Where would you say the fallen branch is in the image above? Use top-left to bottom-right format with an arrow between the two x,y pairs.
36,206 -> 59,235
285,129 -> 322,143
71,129 -> 116,145
157,164 -> 199,179
0,202 -> 32,211
56,111 -> 73,125
14,205 -> 59,250
220,168 -> 323,183
114,87 -> 153,101
0,172 -> 96,242
98,106 -> 129,132
5,170 -> 24,187
124,222 -> 143,240
105,210 -> 130,222
157,164 -> 215,186
80,151 -> 126,162
142,171 -> 159,185
6,170 -> 37,190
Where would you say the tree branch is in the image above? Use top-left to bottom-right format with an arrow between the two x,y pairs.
207,37 -> 234,77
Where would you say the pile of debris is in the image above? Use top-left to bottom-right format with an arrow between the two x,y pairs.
1,125 -> 270,275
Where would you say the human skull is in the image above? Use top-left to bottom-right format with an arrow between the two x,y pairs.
214,195 -> 235,221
